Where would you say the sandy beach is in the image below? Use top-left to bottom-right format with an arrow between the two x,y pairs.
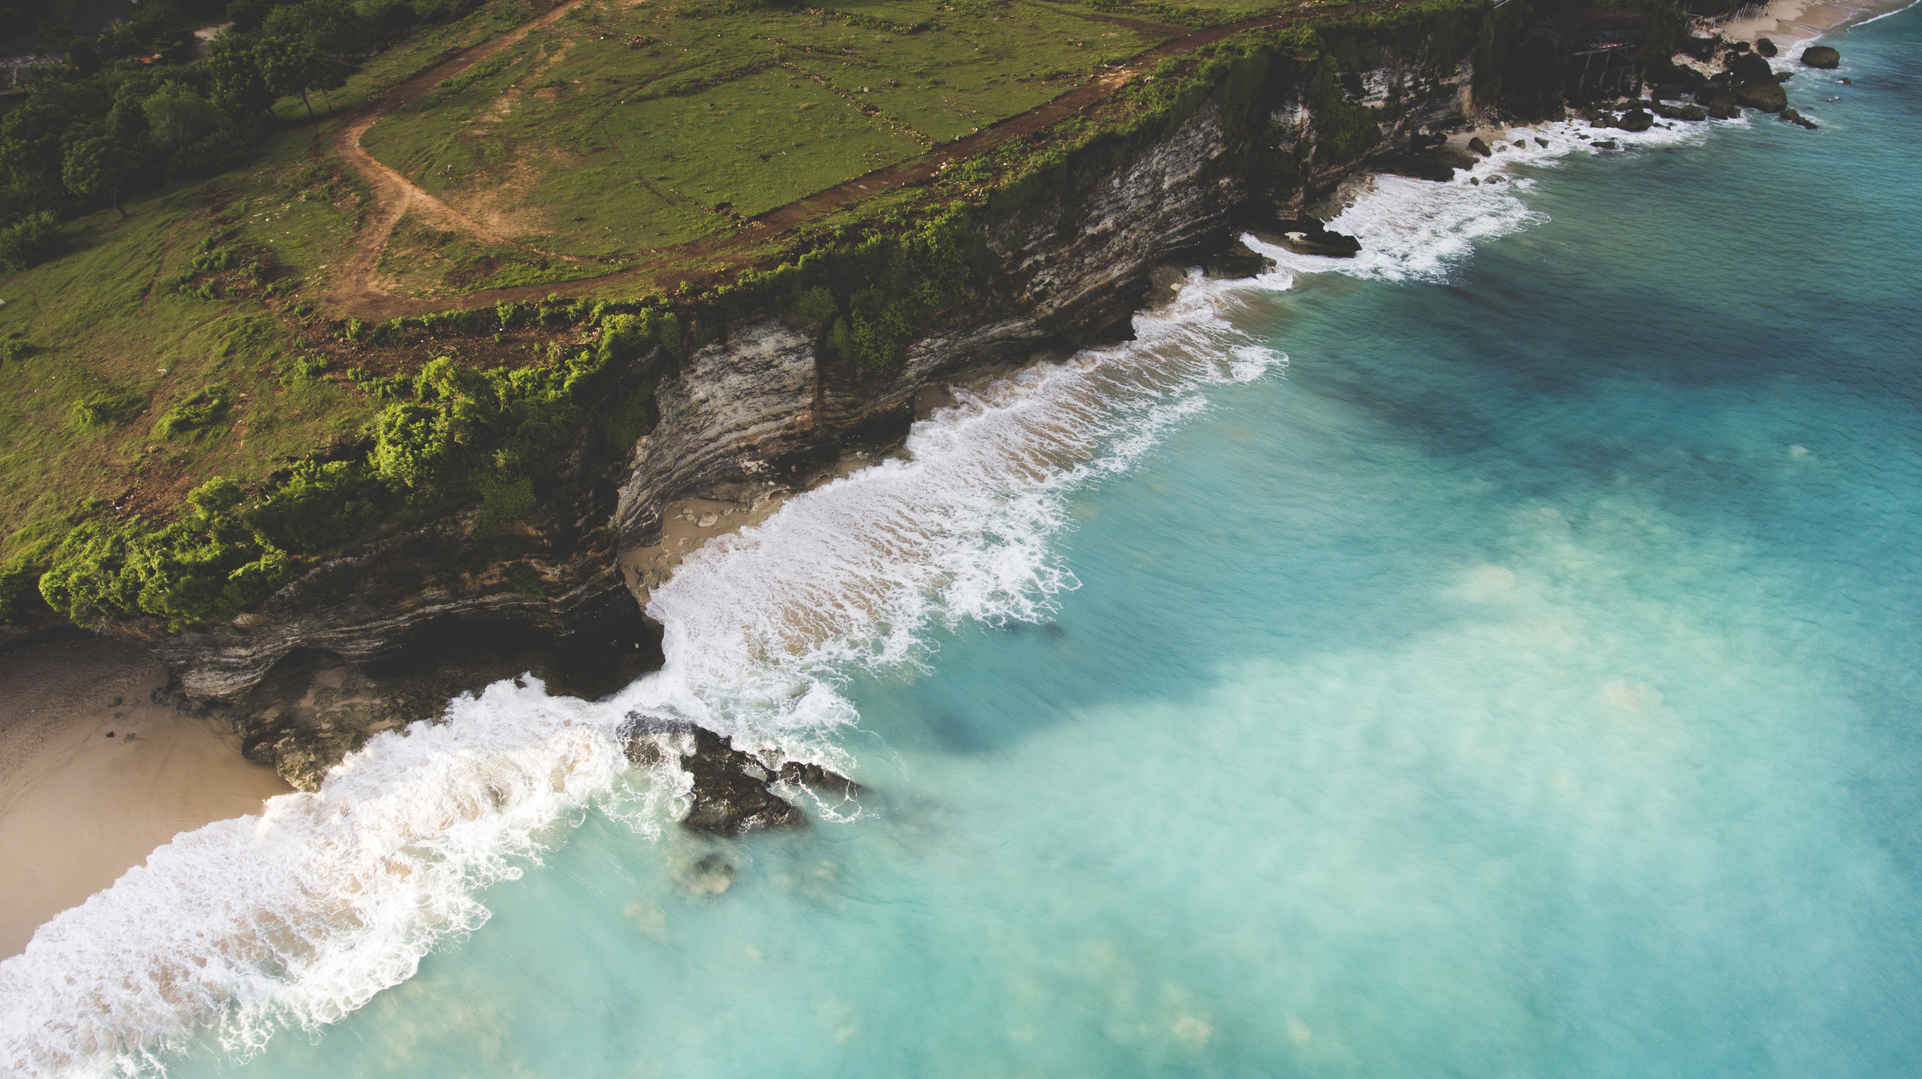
1713,0 -> 1916,46
0,638 -> 287,958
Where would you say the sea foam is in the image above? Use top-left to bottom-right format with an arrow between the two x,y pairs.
0,113 -> 1709,1076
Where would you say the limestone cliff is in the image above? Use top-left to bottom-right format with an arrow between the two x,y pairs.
147,18 -> 1504,788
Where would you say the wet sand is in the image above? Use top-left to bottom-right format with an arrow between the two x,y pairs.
0,638 -> 287,958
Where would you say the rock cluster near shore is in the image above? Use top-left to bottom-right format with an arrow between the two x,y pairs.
621,714 -> 860,835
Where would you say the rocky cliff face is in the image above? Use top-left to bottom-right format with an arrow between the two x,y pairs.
149,27 -> 1494,789
610,45 -> 1480,560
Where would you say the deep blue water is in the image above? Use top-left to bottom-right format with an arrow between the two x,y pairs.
5,10 -> 1920,1076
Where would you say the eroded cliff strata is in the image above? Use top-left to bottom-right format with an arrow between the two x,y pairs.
124,9 -> 1668,800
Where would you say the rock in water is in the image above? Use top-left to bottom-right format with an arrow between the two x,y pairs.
1653,101 -> 1710,122
1757,37 -> 1778,57
1203,239 -> 1273,279
1734,80 -> 1789,112
1780,107 -> 1818,129
1368,143 -> 1474,181
1802,46 -> 1841,69
622,714 -> 861,835
1263,217 -> 1362,259
1467,136 -> 1493,158
1616,108 -> 1655,132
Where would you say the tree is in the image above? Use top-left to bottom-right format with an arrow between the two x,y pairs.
259,1 -> 363,117
206,34 -> 273,119
253,31 -> 324,119
62,135 -> 134,216
140,81 -> 222,152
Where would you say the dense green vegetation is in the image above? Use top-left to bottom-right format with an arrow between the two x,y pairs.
1,0 -> 485,266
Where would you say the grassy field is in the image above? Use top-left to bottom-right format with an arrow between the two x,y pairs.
0,140 -> 364,548
357,0 -> 1183,256
0,0 -> 1313,567
0,0 -> 562,553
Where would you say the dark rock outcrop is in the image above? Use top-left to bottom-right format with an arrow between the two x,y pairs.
1467,136 -> 1493,158
1727,52 -> 1776,88
622,714 -> 860,835
1757,38 -> 1778,58
1369,146 -> 1472,181
1203,239 -> 1275,278
1801,46 -> 1840,69
1682,36 -> 1720,62
1653,101 -> 1709,121
1780,106 -> 1818,129
1615,108 -> 1654,132
1734,79 -> 1789,112
1260,217 -> 1361,259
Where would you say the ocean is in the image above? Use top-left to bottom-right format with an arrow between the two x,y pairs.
5,9 -> 1920,1075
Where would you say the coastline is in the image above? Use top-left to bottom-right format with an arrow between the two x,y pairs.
0,0 -> 1914,1001
0,639 -> 288,958
1712,0 -> 1915,45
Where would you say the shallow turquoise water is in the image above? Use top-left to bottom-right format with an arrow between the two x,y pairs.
9,12 -> 1922,1077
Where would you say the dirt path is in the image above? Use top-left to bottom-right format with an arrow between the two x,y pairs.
328,1 -> 1384,321
326,0 -> 592,314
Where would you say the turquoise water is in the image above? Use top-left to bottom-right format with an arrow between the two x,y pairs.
6,12 -> 1921,1076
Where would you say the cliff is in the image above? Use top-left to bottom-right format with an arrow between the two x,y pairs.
76,5 -> 1560,789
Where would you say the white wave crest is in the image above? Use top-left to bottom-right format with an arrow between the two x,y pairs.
1248,118 -> 1715,283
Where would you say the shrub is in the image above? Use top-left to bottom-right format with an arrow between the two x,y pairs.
244,459 -> 388,553
38,477 -> 293,630
69,385 -> 147,431
0,211 -> 60,271
151,385 -> 233,439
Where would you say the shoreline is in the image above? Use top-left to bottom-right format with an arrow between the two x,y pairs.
1710,0 -> 1915,46
0,0 -> 1912,977
0,638 -> 288,958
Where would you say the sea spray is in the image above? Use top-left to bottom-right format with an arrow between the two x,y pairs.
0,113 -> 1720,1076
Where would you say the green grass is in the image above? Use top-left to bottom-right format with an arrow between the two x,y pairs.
0,151 -> 368,547
0,0 -> 1327,572
356,0 -> 1195,257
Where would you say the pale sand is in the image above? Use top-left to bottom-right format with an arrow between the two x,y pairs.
1712,0 -> 1917,47
0,638 -> 288,958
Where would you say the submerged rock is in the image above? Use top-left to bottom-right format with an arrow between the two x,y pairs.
622,713 -> 860,836
1802,46 -> 1841,69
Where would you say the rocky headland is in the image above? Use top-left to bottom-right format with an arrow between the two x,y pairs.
1,0 -> 1872,837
